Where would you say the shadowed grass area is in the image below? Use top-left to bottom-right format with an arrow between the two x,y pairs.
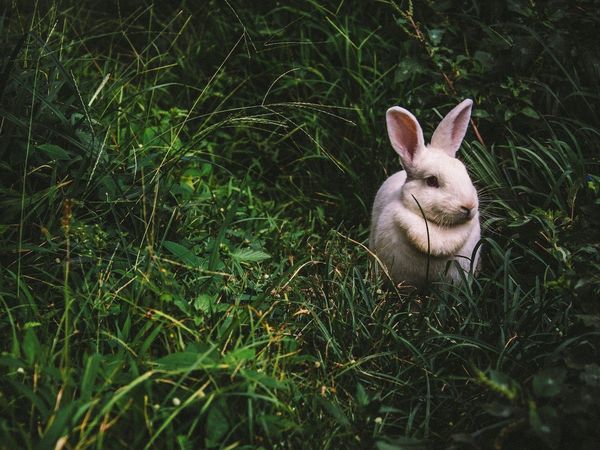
1,1 -> 599,448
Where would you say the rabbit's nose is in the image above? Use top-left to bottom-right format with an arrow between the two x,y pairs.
460,206 -> 472,218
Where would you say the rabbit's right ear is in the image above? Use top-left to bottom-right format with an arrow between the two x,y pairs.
386,107 -> 424,171
430,99 -> 473,157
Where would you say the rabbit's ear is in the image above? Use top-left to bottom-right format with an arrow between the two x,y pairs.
386,106 -> 425,170
430,99 -> 473,157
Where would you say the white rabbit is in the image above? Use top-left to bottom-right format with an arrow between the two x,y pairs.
369,99 -> 480,288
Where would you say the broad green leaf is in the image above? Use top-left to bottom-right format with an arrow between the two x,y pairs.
356,383 -> 369,407
174,296 -> 191,315
155,351 -> 215,371
427,28 -> 444,45
242,369 -> 286,390
36,143 -> 70,160
163,240 -> 204,266
394,58 -> 425,83
521,106 -> 540,119
230,247 -> 271,263
318,398 -> 351,429
143,126 -> 159,144
23,328 -> 41,364
205,402 -> 230,448
194,294 -> 228,314
532,368 -> 566,398
225,347 -> 255,364
176,434 -> 192,450
257,414 -> 297,436
194,294 -> 213,313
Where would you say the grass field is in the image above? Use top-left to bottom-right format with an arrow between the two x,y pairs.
1,1 -> 600,448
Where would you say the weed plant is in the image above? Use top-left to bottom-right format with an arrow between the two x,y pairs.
1,1 -> 599,449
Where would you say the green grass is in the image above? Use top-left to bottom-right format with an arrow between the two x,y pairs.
1,1 -> 600,449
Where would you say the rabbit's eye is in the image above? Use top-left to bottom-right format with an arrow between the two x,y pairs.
425,176 -> 439,188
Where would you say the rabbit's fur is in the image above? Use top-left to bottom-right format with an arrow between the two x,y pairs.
369,99 -> 480,288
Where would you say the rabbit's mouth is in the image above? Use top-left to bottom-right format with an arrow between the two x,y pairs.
428,208 -> 476,227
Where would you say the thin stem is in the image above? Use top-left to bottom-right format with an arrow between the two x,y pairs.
411,194 -> 431,288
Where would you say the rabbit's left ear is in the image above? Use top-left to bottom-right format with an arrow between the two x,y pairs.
430,99 -> 473,157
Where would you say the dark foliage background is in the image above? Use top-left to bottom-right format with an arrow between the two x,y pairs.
1,0 -> 599,448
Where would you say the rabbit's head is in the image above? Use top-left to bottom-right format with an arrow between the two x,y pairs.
386,99 -> 478,227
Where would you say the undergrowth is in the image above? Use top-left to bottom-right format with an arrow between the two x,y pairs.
1,1 -> 599,449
